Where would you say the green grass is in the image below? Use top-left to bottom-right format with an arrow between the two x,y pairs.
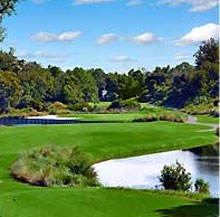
62,106 -> 175,122
65,112 -> 151,122
0,122 -> 218,217
194,115 -> 219,124
1,187 -> 218,217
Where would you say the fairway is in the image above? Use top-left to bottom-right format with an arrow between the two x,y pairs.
0,122 -> 218,217
1,188 -> 218,217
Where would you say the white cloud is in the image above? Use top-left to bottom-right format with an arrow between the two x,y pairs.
74,0 -> 115,5
126,0 -> 145,6
17,50 -> 67,62
174,53 -> 191,60
97,33 -> 119,45
134,32 -> 159,44
158,0 -> 219,12
32,31 -> 82,42
175,23 -> 219,46
111,55 -> 133,62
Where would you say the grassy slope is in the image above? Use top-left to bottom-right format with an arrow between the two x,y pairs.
194,115 -> 219,124
0,122 -> 218,217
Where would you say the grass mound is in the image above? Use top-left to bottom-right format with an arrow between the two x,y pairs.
11,146 -> 99,187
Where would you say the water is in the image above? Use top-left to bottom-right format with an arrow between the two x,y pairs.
94,144 -> 219,197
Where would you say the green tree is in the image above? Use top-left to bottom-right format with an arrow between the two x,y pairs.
0,70 -> 22,112
0,0 -> 21,41
67,67 -> 98,103
159,161 -> 192,191
194,38 -> 219,70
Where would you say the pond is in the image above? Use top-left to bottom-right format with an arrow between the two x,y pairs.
93,144 -> 219,197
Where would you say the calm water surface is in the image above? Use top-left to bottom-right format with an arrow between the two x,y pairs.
94,145 -> 219,197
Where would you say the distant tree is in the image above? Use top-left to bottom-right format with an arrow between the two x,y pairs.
0,70 -> 22,112
88,68 -> 106,101
67,67 -> 98,103
159,161 -> 192,191
0,49 -> 20,72
0,0 -> 21,41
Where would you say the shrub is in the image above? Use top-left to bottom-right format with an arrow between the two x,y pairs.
67,102 -> 93,112
108,99 -> 141,111
133,115 -> 157,122
159,161 -> 192,191
194,178 -> 210,194
133,111 -> 187,123
11,146 -> 99,187
157,112 -> 187,123
182,103 -> 215,115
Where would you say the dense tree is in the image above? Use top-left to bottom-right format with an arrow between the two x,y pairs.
67,67 -> 98,103
194,38 -> 219,70
0,70 -> 22,112
0,38 -> 218,113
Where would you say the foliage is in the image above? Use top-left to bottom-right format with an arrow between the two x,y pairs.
67,102 -> 93,112
159,161 -> 192,191
0,38 -> 218,114
194,38 -> 219,70
11,146 -> 99,187
48,101 -> 69,115
182,102 -> 216,115
0,0 -> 20,41
0,70 -> 22,112
194,178 -> 210,194
108,98 -> 141,111
133,111 -> 187,123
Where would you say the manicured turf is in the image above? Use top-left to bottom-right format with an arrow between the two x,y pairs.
0,122 -> 217,159
64,112 -> 153,122
1,187 -> 218,217
0,122 -> 218,217
194,115 -> 219,124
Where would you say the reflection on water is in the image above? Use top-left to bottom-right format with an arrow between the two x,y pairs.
93,144 -> 219,197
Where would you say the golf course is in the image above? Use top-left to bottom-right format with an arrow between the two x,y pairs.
0,1 -> 219,216
0,115 -> 219,217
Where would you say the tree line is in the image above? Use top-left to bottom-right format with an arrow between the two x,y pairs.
0,38 -> 219,113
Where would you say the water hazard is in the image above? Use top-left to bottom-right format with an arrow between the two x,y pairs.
94,144 -> 219,197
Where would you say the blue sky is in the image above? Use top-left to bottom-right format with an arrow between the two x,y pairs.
1,0 -> 219,72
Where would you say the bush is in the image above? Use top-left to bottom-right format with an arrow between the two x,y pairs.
159,161 -> 192,191
11,146 -> 99,187
194,178 -> 210,194
108,99 -> 141,111
48,101 -> 69,114
133,111 -> 187,123
67,102 -> 93,112
157,111 -> 187,123
182,103 -> 215,115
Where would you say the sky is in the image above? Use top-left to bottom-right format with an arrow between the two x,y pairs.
1,0 -> 219,72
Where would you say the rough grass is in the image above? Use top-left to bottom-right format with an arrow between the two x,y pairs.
62,107 -> 183,123
0,122 -> 218,217
11,146 -> 99,187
